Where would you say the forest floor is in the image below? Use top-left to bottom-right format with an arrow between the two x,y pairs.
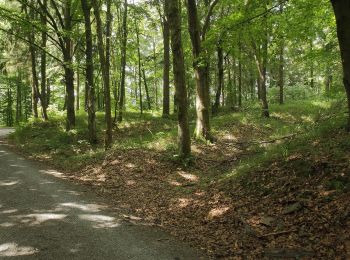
7,98 -> 350,259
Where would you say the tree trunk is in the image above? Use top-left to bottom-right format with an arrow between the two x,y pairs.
28,7 -> 39,119
142,68 -> 152,110
238,42 -> 242,108
63,1 -> 75,131
186,0 -> 212,141
162,5 -> 170,117
166,0 -> 191,158
213,45 -> 223,114
118,0 -> 128,122
81,0 -> 97,144
331,0 -> 350,131
92,0 -> 113,148
40,0 -> 48,120
278,41 -> 284,104
135,21 -> 143,115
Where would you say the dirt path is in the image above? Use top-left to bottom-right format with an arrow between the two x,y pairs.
0,128 -> 204,259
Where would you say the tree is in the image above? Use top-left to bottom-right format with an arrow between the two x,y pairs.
92,0 -> 113,148
81,0 -> 97,144
117,0 -> 128,122
165,0 -> 191,158
186,0 -> 219,142
331,0 -> 350,131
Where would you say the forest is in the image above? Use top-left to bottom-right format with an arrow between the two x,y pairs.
0,0 -> 349,258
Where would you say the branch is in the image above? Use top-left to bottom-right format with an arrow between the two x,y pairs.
202,0 -> 220,37
0,27 -> 63,65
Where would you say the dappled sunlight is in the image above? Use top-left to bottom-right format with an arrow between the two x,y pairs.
14,213 -> 67,226
177,198 -> 193,208
169,180 -> 182,186
78,214 -> 120,228
271,112 -> 297,122
0,180 -> 19,186
126,179 -> 136,186
0,243 -> 38,257
177,171 -> 199,182
1,209 -> 18,214
301,115 -> 315,123
39,169 -> 64,178
59,202 -> 103,213
0,222 -> 15,227
207,206 -> 230,219
57,190 -> 82,196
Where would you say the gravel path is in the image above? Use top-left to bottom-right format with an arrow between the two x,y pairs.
0,128 -> 204,259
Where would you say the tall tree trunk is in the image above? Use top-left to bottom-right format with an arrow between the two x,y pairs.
76,66 -> 80,111
81,0 -> 97,143
186,0 -> 212,141
260,34 -> 269,118
278,40 -> 284,104
278,1 -> 284,105
309,40 -> 315,89
28,4 -> 39,119
162,4 -> 170,117
118,0 -> 128,122
142,68 -> 152,110
16,80 -> 22,123
213,45 -> 223,114
135,21 -> 143,115
331,0 -> 350,131
166,0 -> 191,158
92,0 -> 113,148
238,42 -> 242,108
63,0 -> 75,130
40,0 -> 48,120
29,44 -> 39,118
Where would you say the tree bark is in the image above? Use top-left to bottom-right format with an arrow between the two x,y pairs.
142,68 -> 152,110
186,0 -> 213,141
40,0 -> 49,120
135,20 -> 143,115
63,0 -> 75,131
213,45 -> 223,114
166,0 -> 191,158
81,0 -> 97,144
92,0 -> 113,148
162,3 -> 170,117
331,0 -> 350,131
118,0 -> 128,122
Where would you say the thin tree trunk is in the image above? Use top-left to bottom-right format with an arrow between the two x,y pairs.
238,41 -> 242,108
278,41 -> 284,104
165,0 -> 191,158
213,45 -> 223,114
162,4 -> 170,117
63,0 -> 75,130
28,3 -> 39,118
118,0 -> 128,122
135,21 -> 143,115
92,0 -> 113,148
40,0 -> 48,120
142,68 -> 152,110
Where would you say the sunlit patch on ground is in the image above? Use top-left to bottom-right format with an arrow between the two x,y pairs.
59,202 -> 103,213
1,209 -> 18,214
14,213 -> 67,226
0,243 -> 38,257
0,180 -> 19,186
177,171 -> 199,182
207,206 -> 230,219
78,214 -> 120,228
